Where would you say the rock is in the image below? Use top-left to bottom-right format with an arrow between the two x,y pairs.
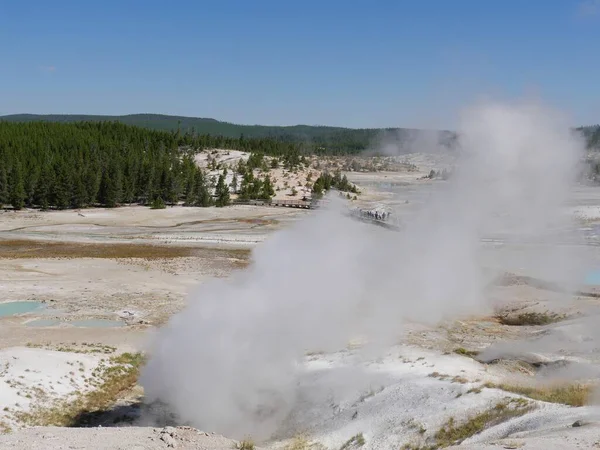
159,433 -> 177,448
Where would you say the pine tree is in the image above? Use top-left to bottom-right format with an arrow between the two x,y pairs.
183,158 -> 197,205
150,196 -> 166,209
24,168 -> 39,207
121,161 -> 136,205
71,174 -> 87,209
53,163 -> 71,209
193,168 -> 212,207
35,164 -> 54,210
184,174 -> 196,206
161,168 -> 176,205
85,164 -> 101,206
238,171 -> 252,200
9,161 -> 26,210
312,178 -> 325,199
260,175 -> 275,200
0,166 -> 9,206
214,174 -> 230,207
230,173 -> 238,194
98,161 -> 122,208
236,159 -> 247,176
143,166 -> 157,205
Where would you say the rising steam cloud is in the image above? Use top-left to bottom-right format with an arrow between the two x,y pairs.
140,100 -> 586,440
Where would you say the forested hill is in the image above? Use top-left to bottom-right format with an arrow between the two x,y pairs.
2,114 -> 598,151
0,113 -> 429,154
0,113 -> 366,137
0,121 -> 306,211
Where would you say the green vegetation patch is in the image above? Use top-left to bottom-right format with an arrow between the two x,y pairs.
483,382 -> 591,407
0,239 -> 250,262
13,352 -> 145,427
453,347 -> 480,358
495,311 -> 566,326
339,433 -> 366,449
236,439 -> 255,450
432,399 -> 532,448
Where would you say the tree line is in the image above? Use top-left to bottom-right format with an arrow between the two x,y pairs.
1,114 -> 403,154
0,121 -> 299,210
4,114 -> 600,154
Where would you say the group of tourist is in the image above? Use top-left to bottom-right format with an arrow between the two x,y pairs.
351,208 -> 391,221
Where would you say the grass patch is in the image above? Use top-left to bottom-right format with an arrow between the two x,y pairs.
495,311 -> 565,326
26,342 -> 117,355
428,372 -> 449,380
432,399 -> 533,448
13,352 -> 145,427
339,433 -> 365,449
0,421 -> 12,434
286,436 -> 311,450
453,348 -> 479,358
428,373 -> 468,384
451,376 -> 468,384
285,435 -> 326,450
0,239 -> 250,261
483,382 -> 591,406
110,352 -> 145,366
236,439 -> 255,450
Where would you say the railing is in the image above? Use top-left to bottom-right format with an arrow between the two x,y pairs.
232,198 -> 316,209
269,199 -> 312,208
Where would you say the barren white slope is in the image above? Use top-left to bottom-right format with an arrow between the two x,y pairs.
0,426 -> 259,450
268,345 -> 599,450
0,347 -> 105,429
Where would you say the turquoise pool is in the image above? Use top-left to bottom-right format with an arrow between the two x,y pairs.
0,301 -> 44,317
585,270 -> 600,286
26,319 -> 61,327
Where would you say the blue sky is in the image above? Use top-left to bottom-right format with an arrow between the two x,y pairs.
1,0 -> 599,128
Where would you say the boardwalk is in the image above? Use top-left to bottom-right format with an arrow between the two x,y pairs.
269,199 -> 313,209
233,198 -> 316,209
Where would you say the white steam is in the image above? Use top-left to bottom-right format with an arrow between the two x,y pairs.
376,128 -> 452,156
140,100 -> 586,440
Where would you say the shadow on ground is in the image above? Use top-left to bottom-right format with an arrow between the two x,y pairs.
69,400 -> 181,428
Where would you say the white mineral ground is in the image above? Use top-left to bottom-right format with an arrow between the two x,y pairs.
2,152 -> 600,449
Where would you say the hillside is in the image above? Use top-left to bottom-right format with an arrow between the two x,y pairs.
2,114 -> 598,152
0,114 -> 444,154
0,113 -> 393,137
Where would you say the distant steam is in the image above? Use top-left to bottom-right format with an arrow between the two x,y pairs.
140,99 -> 586,440
373,128 -> 457,156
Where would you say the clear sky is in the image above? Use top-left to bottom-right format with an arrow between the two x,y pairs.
1,0 -> 599,129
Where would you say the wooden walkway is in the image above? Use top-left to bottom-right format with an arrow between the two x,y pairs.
269,199 -> 313,209
233,199 -> 316,209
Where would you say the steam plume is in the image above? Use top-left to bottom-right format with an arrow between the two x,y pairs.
140,100 -> 586,440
